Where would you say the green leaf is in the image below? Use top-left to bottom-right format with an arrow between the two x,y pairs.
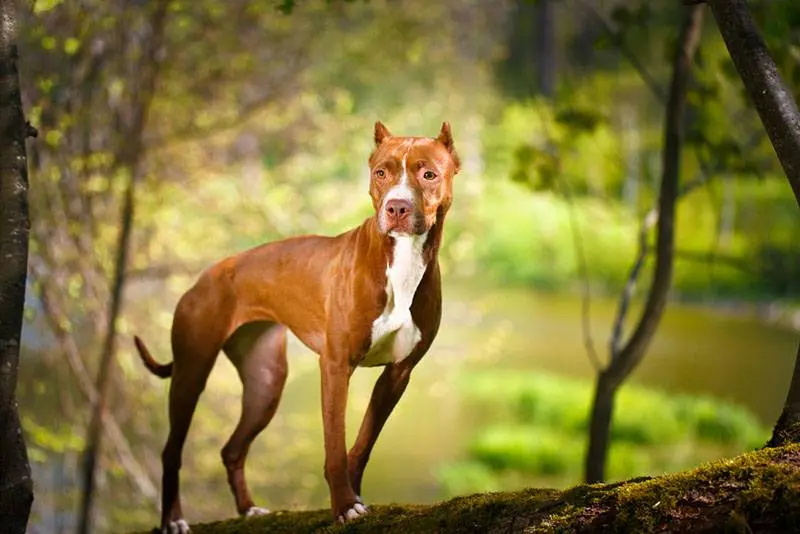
41,36 -> 56,50
64,37 -> 80,55
44,129 -> 62,147
593,34 -> 612,51
277,0 -> 295,14
33,0 -> 63,15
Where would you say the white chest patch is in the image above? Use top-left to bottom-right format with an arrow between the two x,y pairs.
360,232 -> 428,367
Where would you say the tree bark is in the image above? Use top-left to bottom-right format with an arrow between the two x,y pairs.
0,1 -> 35,532
584,5 -> 703,483
697,0 -> 800,448
706,0 -> 800,208
584,373 -> 614,483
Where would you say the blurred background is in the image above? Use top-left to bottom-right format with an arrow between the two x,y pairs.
16,0 -> 800,532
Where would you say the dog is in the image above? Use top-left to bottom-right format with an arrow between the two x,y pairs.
134,121 -> 460,533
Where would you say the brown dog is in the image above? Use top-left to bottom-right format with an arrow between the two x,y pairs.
134,121 -> 460,533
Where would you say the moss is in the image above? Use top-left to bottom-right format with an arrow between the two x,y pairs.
128,445 -> 800,534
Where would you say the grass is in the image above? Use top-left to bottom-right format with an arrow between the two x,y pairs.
437,371 -> 768,497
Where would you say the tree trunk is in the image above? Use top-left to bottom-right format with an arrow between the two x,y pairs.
0,1 -> 35,531
700,0 -> 800,448
77,171 -> 139,534
535,0 -> 557,98
583,5 -> 704,483
706,0 -> 800,208
768,343 -> 800,446
585,373 -> 615,483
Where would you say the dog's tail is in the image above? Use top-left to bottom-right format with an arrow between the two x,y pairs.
133,336 -> 173,379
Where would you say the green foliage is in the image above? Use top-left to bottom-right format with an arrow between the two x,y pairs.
674,396 -> 766,447
461,88 -> 800,300
469,427 -> 580,475
32,0 -> 64,14
22,416 -> 84,462
439,371 -> 768,496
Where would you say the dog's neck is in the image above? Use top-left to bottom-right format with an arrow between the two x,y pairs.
363,210 -> 446,363
360,209 -> 446,271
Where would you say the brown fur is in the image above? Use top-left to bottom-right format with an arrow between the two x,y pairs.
134,122 -> 459,530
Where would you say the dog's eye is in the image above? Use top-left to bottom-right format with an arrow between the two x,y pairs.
423,170 -> 436,180
375,169 -> 385,178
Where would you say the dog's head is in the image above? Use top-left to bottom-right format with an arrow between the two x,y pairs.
369,121 -> 460,236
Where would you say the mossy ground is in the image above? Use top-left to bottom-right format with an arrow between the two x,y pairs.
128,445 -> 800,534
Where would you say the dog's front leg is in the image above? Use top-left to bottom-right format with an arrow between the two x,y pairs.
319,351 -> 367,523
347,361 -> 414,497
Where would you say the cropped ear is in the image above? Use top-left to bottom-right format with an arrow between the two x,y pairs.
374,121 -> 392,146
436,122 -> 455,152
436,121 -> 460,172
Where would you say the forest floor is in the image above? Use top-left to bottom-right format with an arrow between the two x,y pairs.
129,443 -> 800,533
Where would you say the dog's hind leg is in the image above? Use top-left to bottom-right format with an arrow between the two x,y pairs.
160,351 -> 218,534
221,321 -> 288,517
160,290 -> 230,534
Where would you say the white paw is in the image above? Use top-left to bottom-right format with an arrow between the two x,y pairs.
163,519 -> 190,534
245,506 -> 270,517
337,502 -> 368,523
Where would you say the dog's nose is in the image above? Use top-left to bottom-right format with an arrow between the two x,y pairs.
385,198 -> 413,220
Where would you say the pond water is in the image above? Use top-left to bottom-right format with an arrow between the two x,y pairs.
22,282 -> 799,531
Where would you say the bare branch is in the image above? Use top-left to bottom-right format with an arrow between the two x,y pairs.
608,164 -> 716,357
609,208 -> 656,358
576,0 -> 666,103
557,175 -> 602,371
531,104 -> 602,372
32,265 -> 158,503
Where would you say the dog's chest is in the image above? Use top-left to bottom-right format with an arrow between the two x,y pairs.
360,234 -> 427,367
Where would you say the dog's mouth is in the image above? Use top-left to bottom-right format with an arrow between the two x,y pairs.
380,214 -> 427,236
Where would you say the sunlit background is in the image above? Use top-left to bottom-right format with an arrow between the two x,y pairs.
17,1 -> 800,532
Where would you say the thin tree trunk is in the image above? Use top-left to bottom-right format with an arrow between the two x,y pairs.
585,373 -> 614,483
536,0 -> 556,97
0,0 -> 35,531
584,5 -> 704,483
694,0 -> 800,448
705,0 -> 800,208
768,343 -> 800,446
77,2 -> 170,531
77,171 -> 140,534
